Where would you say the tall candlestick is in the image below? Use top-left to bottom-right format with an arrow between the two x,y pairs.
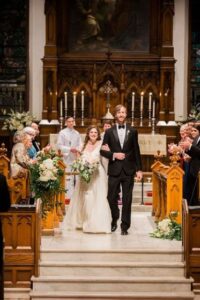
81,90 -> 84,110
131,92 -> 135,111
64,92 -> 67,110
152,100 -> 155,118
73,92 -> 77,111
140,92 -> 144,111
149,92 -> 152,110
60,99 -> 63,117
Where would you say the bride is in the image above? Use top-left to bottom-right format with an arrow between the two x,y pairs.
65,125 -> 111,233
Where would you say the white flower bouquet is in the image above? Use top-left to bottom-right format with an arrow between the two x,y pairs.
2,109 -> 36,132
150,211 -> 181,241
29,148 -> 64,216
71,157 -> 99,183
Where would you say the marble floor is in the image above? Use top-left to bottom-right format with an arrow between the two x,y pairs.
41,210 -> 182,252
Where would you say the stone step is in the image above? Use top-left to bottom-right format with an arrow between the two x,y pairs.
30,290 -> 194,300
131,204 -> 152,212
40,249 -> 182,263
31,276 -> 193,293
39,261 -> 185,277
4,288 -> 31,300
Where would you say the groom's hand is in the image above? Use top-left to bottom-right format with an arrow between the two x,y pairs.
136,171 -> 143,181
113,152 -> 125,160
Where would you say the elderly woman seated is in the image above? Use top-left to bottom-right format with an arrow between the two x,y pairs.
23,127 -> 37,158
10,132 -> 33,178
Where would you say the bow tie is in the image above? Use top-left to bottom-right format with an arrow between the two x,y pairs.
118,125 -> 125,129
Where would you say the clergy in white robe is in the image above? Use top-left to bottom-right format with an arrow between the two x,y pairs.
57,117 -> 82,200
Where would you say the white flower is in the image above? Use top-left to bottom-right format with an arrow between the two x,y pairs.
2,110 -> 36,132
42,158 -> 55,170
158,218 -> 171,233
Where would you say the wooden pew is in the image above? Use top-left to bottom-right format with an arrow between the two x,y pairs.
0,143 -> 41,288
151,151 -> 184,224
0,200 -> 41,288
183,199 -> 200,288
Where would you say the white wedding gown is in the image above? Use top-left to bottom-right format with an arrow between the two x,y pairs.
65,142 -> 112,233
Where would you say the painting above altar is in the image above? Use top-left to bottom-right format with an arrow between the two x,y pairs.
68,0 -> 150,53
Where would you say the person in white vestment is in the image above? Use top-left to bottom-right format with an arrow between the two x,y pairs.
57,116 -> 82,200
66,125 -> 112,233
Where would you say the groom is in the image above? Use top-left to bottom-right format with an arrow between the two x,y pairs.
100,104 -> 143,235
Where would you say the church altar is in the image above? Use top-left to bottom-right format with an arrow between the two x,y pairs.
49,133 -> 166,156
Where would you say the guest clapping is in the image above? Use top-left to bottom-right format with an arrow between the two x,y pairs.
179,124 -> 200,205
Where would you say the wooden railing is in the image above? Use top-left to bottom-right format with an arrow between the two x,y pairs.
151,152 -> 184,224
183,199 -> 200,288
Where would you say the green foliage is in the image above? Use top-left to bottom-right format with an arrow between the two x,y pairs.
150,211 -> 182,241
29,146 -> 64,217
71,157 -> 99,183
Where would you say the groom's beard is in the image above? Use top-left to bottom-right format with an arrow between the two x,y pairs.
115,117 -> 126,124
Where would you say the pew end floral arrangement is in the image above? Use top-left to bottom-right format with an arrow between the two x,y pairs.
71,156 -> 99,183
150,211 -> 182,241
29,146 -> 65,217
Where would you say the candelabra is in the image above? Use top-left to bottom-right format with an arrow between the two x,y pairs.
81,109 -> 84,126
73,109 -> 76,125
131,110 -> 135,126
139,110 -> 143,127
64,108 -> 68,119
151,117 -> 156,135
148,108 -> 152,126
59,116 -> 64,130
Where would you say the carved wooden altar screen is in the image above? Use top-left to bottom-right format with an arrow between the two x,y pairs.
43,0 -> 175,126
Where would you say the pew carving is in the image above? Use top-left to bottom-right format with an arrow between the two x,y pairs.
0,200 -> 41,288
151,152 -> 184,224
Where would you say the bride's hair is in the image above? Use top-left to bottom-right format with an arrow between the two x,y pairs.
82,125 -> 101,152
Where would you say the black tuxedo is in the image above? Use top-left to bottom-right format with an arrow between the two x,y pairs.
0,174 -> 11,300
100,124 -> 142,230
186,136 -> 200,205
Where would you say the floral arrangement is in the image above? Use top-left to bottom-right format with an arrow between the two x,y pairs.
188,104 -> 200,121
29,146 -> 64,216
71,157 -> 99,183
150,212 -> 181,241
2,109 -> 36,132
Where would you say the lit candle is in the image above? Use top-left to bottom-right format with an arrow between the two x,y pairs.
73,92 -> 77,110
60,99 -> 63,117
140,92 -> 144,111
149,92 -> 152,110
81,90 -> 84,110
152,100 -> 155,118
131,92 -> 135,111
64,92 -> 67,110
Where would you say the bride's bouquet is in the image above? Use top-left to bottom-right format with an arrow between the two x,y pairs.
71,157 -> 99,183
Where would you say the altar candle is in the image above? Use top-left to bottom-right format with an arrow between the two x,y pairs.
131,92 -> 135,111
140,92 -> 144,111
149,92 -> 152,110
152,100 -> 155,118
81,90 -> 84,110
64,91 -> 67,110
60,99 -> 63,117
73,92 -> 77,110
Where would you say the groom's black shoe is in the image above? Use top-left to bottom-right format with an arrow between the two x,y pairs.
111,221 -> 117,232
121,229 -> 128,235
